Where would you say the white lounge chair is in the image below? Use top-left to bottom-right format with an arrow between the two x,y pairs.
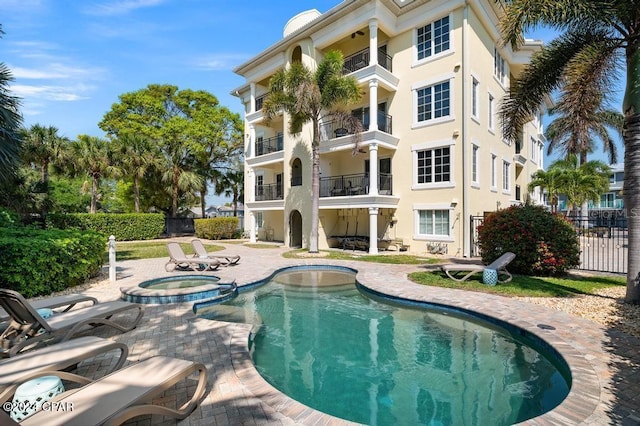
190,239 -> 240,266
0,355 -> 207,426
0,289 -> 144,357
165,242 -> 221,272
441,252 -> 516,283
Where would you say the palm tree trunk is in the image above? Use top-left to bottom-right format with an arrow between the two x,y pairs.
309,119 -> 320,253
133,176 -> 140,213
623,43 -> 640,304
200,185 -> 207,218
91,176 -> 99,213
172,168 -> 179,218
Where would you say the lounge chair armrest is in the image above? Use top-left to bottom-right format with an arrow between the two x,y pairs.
0,370 -> 93,404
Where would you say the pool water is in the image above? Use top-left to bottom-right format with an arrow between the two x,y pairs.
198,268 -> 570,425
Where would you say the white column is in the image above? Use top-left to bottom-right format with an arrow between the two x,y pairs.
369,79 -> 378,132
368,207 -> 379,254
249,211 -> 257,243
248,168 -> 256,202
369,143 -> 378,195
369,19 -> 378,67
248,124 -> 255,158
250,83 -> 256,113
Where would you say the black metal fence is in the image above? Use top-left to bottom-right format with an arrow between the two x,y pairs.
165,218 -> 195,236
469,214 -> 628,274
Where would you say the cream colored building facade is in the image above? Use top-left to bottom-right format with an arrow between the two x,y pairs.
233,0 -> 546,257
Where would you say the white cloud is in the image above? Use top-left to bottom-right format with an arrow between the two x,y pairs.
10,63 -> 107,80
193,54 -> 251,71
11,84 -> 92,102
83,0 -> 166,16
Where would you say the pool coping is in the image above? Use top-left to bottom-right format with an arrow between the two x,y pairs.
225,264 -> 603,425
120,274 -> 235,304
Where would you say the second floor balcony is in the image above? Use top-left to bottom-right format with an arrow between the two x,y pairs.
343,47 -> 393,74
320,113 -> 393,140
319,173 -> 393,197
255,183 -> 283,201
256,134 -> 283,156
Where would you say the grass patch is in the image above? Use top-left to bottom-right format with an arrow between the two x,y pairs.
408,270 -> 626,297
283,249 -> 440,265
243,243 -> 282,249
111,241 -> 224,261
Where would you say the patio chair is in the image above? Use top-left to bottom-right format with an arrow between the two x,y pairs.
441,252 -> 516,283
0,336 -> 128,404
0,289 -> 144,357
190,239 -> 241,266
0,293 -> 98,324
166,242 -> 221,272
0,355 -> 207,426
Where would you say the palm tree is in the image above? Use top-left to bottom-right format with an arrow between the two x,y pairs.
263,50 -> 361,252
68,135 -> 118,213
21,124 -> 68,185
546,156 -> 611,215
545,104 -> 623,165
159,142 -> 202,218
111,134 -> 161,213
528,168 -> 564,213
212,164 -> 245,217
0,26 -> 23,185
499,0 -> 640,304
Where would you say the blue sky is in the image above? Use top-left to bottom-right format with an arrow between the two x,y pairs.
0,1 -> 624,204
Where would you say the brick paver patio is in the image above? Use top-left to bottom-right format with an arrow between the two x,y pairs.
48,239 -> 640,425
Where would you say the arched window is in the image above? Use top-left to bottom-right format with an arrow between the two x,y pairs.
291,158 -> 302,186
292,46 -> 302,63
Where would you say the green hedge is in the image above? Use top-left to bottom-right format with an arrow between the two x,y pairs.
0,227 -> 105,297
194,217 -> 239,240
46,213 -> 165,241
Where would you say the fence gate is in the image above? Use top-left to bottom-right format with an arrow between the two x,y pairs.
469,214 -> 628,274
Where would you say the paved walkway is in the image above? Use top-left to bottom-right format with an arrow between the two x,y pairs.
54,239 -> 640,425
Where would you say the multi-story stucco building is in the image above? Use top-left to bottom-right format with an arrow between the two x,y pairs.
232,0 -> 546,257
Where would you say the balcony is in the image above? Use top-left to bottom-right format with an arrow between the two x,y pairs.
254,93 -> 268,112
256,135 -> 283,156
255,183 -> 283,201
319,173 -> 393,197
343,47 -> 392,74
320,114 -> 392,140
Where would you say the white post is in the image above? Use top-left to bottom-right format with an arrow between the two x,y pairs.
368,207 -> 379,254
250,83 -> 256,113
369,79 -> 378,132
108,235 -> 116,282
369,143 -> 378,195
249,211 -> 257,243
369,19 -> 378,67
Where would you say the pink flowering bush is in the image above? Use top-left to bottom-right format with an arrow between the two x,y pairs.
478,204 -> 580,276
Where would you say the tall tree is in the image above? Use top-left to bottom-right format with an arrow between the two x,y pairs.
263,50 -> 361,252
67,135 -> 117,213
499,0 -> 640,304
0,25 -> 23,186
212,163 -> 245,218
99,84 -> 242,217
111,134 -> 161,213
545,104 -> 623,164
21,124 -> 68,185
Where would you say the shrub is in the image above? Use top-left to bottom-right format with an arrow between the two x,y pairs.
194,217 -> 239,240
46,213 -> 165,241
477,204 -> 580,276
0,209 -> 20,228
0,227 -> 104,297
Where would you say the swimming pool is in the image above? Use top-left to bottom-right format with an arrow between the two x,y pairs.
120,275 -> 235,304
196,266 -> 570,425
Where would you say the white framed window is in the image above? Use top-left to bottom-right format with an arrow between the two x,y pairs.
488,93 -> 495,132
413,142 -> 453,189
530,137 -> 538,164
414,204 -> 454,241
416,16 -> 451,62
502,160 -> 510,193
491,153 -> 497,190
471,77 -> 479,120
472,144 -> 479,185
494,47 -> 507,86
255,211 -> 264,229
415,79 -> 452,125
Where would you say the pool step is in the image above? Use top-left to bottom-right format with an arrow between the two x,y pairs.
191,281 -> 238,309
